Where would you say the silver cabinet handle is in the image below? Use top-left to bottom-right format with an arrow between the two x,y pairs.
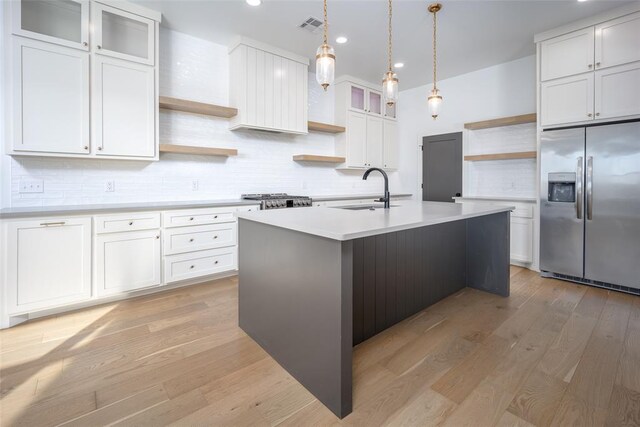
84,146 -> 89,150
40,221 -> 65,226
189,238 -> 194,242
587,113 -> 593,117
586,156 -> 593,220
595,113 -> 600,117
97,45 -> 102,49
588,64 -> 593,69
595,62 -> 601,67
576,157 -> 583,219
98,147 -> 103,151
82,42 -> 88,47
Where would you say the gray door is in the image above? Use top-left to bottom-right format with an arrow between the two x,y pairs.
585,122 -> 640,289
422,132 -> 462,202
540,127 -> 585,278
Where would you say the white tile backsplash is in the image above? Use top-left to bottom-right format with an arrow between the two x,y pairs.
464,123 -> 537,198
7,28 -> 391,207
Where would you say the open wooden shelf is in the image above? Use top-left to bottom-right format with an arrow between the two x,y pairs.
159,96 -> 238,118
464,113 -> 537,130
160,144 -> 238,157
464,151 -> 537,161
293,154 -> 346,163
307,121 -> 346,133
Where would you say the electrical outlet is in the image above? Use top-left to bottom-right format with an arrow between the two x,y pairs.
19,179 -> 44,193
192,180 -> 199,191
105,180 -> 115,192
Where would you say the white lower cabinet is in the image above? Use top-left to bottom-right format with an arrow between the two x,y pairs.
164,247 -> 237,284
95,229 -> 161,297
5,218 -> 92,314
510,217 -> 534,264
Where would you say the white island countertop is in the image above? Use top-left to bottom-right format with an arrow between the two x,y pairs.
237,201 -> 514,241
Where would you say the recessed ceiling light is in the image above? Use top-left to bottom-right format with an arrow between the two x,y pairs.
246,0 -> 261,6
394,62 -> 404,68
577,0 -> 588,2
335,36 -> 348,44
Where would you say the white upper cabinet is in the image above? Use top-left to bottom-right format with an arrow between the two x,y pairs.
335,77 -> 399,170
229,38 -> 309,134
5,218 -> 92,314
92,2 -> 155,66
7,0 -> 160,160
595,62 -> 640,120
12,37 -> 90,154
93,55 -> 156,157
383,119 -> 398,169
541,73 -> 594,127
540,27 -> 595,81
595,12 -> 640,70
365,115 -> 383,167
538,8 -> 640,127
11,0 -> 89,50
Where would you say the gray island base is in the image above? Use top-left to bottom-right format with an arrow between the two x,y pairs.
237,202 -> 511,418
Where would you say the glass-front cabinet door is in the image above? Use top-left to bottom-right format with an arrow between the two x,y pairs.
12,0 -> 89,50
93,3 -> 155,65
384,102 -> 397,119
348,84 -> 366,113
368,89 -> 382,115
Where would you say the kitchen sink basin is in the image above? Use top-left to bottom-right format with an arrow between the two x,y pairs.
332,204 -> 399,210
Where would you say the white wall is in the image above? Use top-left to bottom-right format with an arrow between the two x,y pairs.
396,55 -> 537,199
3,28 -> 403,208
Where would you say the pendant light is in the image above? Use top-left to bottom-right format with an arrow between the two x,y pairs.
382,0 -> 398,106
427,3 -> 443,119
316,0 -> 335,91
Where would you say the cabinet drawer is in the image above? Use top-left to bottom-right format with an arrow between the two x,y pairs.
164,247 -> 237,283
163,207 -> 236,228
95,212 -> 160,233
163,223 -> 237,255
511,204 -> 534,219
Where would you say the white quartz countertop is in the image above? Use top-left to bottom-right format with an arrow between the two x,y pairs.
237,201 -> 514,241
453,196 -> 536,203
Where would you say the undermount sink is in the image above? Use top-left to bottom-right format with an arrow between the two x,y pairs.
332,204 -> 399,210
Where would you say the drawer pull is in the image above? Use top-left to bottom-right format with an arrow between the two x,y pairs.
214,261 -> 219,264
189,238 -> 194,242
129,221 -> 134,226
189,217 -> 194,221
214,215 -> 218,219
40,221 -> 66,227
213,235 -> 218,239
190,265 -> 195,269
156,235 -> 160,239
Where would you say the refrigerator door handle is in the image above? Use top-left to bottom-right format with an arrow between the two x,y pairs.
586,156 -> 594,220
576,156 -> 583,219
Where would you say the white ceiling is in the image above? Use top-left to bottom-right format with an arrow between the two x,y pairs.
132,0 -> 633,89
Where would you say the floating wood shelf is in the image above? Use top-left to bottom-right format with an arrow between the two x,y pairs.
464,151 -> 537,161
293,154 -> 346,163
307,121 -> 346,133
160,144 -> 238,157
159,96 -> 238,118
464,113 -> 537,130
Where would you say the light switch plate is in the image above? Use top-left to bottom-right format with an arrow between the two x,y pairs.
19,180 -> 44,193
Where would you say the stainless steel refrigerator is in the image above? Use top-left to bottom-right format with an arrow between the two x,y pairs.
540,120 -> 640,294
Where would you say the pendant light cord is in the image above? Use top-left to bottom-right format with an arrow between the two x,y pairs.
432,7 -> 438,91
388,0 -> 393,72
323,0 -> 328,45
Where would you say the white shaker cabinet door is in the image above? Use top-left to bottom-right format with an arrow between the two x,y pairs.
540,27 -> 595,81
382,119 -> 398,170
365,115 -> 384,168
5,218 -> 92,314
346,111 -> 367,168
96,230 -> 161,297
510,217 -> 533,264
541,73 -> 594,127
12,37 -> 90,155
595,62 -> 640,120
93,55 -> 156,158
595,12 -> 640,70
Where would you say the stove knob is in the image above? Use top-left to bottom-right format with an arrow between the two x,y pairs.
279,200 -> 286,207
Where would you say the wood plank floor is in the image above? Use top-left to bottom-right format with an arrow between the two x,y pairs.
1,267 -> 639,426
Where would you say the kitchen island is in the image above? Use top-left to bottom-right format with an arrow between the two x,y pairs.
237,201 -> 512,418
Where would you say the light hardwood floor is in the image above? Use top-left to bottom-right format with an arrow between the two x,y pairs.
1,267 -> 639,426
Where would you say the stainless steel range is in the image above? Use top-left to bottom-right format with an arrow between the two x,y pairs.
241,193 -> 312,210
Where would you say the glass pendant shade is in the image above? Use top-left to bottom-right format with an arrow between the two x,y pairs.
427,88 -> 442,119
316,43 -> 335,91
382,71 -> 398,106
